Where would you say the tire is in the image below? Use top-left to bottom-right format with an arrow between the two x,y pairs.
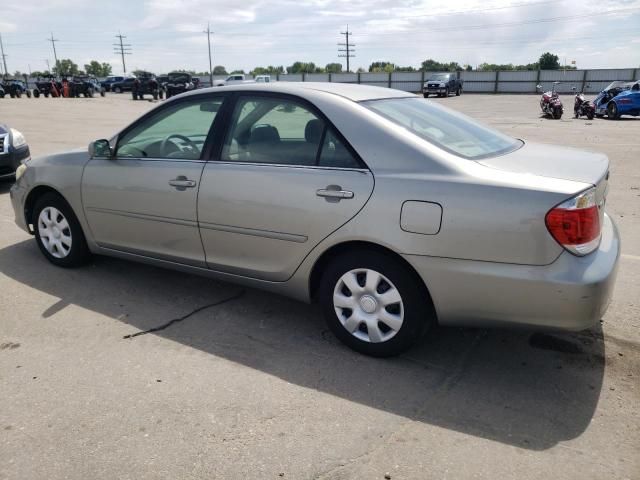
587,111 -> 594,120
152,90 -> 158,100
114,86 -> 122,93
132,91 -> 137,100
445,88 -> 450,97
26,90 -> 32,98
32,192 -> 91,268
44,92 -> 49,98
16,91 -> 22,98
553,107 -> 562,120
33,89 -> 40,98
100,89 -> 105,97
455,87 -> 461,96
318,250 -> 434,357
87,88 -> 94,98
423,93 -> 428,98
166,89 -> 173,99
607,102 -> 619,120
159,89 -> 164,100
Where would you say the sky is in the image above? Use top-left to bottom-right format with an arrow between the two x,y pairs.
1,0 -> 639,76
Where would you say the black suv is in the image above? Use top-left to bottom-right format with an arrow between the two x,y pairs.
101,76 -> 125,92
111,77 -> 136,93
69,76 -> 106,97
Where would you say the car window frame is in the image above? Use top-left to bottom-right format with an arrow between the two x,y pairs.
209,91 -> 369,171
113,91 -> 230,163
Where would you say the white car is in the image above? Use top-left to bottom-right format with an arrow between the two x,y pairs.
213,75 -> 271,87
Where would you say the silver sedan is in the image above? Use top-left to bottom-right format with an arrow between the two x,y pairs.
10,83 -> 620,356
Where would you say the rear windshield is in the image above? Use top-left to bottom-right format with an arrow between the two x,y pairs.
363,97 -> 522,160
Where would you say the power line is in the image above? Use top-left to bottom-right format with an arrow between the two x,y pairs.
47,32 -> 59,72
113,32 -> 132,74
0,32 -> 9,78
338,25 -> 355,72
203,23 -> 213,86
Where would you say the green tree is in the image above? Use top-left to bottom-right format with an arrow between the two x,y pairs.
251,65 -> 285,75
287,62 -> 323,74
230,69 -> 246,74
84,61 -> 112,77
53,59 -> 80,76
369,61 -> 395,73
539,52 -> 560,70
213,65 -> 227,75
325,63 -> 343,73
420,59 -> 461,72
394,65 -> 416,72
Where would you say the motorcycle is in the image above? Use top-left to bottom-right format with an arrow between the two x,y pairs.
536,82 -> 563,119
572,86 -> 595,120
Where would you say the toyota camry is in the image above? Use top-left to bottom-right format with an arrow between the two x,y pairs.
10,83 -> 620,356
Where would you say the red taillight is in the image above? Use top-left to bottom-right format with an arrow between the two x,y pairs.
545,187 -> 601,256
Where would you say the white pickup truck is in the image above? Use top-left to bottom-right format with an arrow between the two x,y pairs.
213,74 -> 271,87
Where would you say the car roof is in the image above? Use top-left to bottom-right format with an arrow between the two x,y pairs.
187,82 -> 414,102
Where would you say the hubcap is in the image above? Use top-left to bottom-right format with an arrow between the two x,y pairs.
333,268 -> 404,343
38,207 -> 72,259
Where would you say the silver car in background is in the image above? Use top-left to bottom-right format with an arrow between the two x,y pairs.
10,83 -> 620,356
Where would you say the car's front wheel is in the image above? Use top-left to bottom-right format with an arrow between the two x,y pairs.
33,193 -> 91,268
319,251 -> 434,357
607,102 -> 620,120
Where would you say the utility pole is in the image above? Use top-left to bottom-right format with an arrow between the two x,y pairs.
203,23 -> 213,86
338,25 -> 355,73
0,33 -> 9,79
113,32 -> 132,74
47,33 -> 59,73
45,59 -> 50,73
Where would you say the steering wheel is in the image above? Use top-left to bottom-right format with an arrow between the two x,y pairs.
160,134 -> 199,157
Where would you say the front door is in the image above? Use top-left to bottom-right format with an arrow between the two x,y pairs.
198,94 -> 374,281
82,95 -> 225,267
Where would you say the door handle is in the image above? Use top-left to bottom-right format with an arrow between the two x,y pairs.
316,185 -> 354,202
169,176 -> 197,189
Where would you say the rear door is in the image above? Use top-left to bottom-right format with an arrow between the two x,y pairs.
198,93 -> 374,281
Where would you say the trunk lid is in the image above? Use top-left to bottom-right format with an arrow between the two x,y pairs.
479,141 -> 610,226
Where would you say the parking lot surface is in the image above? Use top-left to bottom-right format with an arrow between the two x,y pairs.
1,93 -> 638,480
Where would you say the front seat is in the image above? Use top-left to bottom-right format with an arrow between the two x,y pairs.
249,125 -> 280,162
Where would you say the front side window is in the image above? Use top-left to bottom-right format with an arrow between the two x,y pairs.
363,97 -> 522,160
116,97 -> 223,160
221,96 -> 362,168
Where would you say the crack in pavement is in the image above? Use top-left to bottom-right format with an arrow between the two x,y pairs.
122,290 -> 245,339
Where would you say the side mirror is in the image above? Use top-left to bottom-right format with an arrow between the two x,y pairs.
89,139 -> 113,159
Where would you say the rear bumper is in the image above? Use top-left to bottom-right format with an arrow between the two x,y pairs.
404,213 -> 620,331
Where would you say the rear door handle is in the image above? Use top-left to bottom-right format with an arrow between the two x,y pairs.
169,176 -> 197,189
316,185 -> 354,202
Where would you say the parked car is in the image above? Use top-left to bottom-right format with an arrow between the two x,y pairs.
131,72 -> 164,100
10,83 -> 619,357
110,77 -> 136,93
594,80 -> 640,119
423,73 -> 463,97
0,124 -> 30,180
101,76 -> 125,92
213,74 -> 254,87
0,79 -> 31,98
165,72 -> 197,98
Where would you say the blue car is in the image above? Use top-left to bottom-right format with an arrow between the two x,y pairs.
594,80 -> 640,119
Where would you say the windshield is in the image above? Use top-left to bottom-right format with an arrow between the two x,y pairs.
428,74 -> 449,81
363,97 -> 522,160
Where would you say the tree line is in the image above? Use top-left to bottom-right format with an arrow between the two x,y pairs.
11,52 -> 574,79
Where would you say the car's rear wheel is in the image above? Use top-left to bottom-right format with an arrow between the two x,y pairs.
114,86 -> 122,93
319,251 -> 433,357
456,87 -> 461,96
33,193 -> 91,268
607,102 -> 619,120
33,89 -> 40,98
423,93 -> 428,98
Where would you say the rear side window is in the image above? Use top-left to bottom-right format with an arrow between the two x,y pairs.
221,96 -> 362,168
363,97 -> 522,160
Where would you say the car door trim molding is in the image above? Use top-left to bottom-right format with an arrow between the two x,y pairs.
85,207 -> 198,228
198,220 -> 308,243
